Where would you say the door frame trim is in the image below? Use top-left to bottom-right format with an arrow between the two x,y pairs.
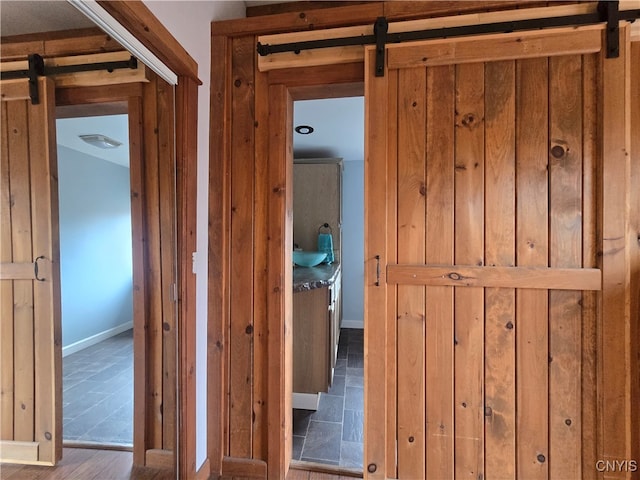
83,3 -> 199,477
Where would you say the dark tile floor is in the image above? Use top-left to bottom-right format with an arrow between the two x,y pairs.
62,329 -> 133,445
293,328 -> 364,469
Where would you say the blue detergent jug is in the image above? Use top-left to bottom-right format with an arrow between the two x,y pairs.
317,223 -> 334,264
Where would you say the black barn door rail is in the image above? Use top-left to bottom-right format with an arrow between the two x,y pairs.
0,53 -> 138,104
256,1 -> 639,77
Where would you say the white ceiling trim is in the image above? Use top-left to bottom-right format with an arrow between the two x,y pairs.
67,0 -> 178,85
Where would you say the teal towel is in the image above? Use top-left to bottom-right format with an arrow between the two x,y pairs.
317,233 -> 334,264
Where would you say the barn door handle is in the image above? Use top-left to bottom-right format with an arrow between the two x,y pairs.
34,255 -> 46,282
375,255 -> 381,286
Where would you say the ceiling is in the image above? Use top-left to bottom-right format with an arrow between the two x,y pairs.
294,97 -> 364,162
0,1 -> 94,37
57,115 -> 130,168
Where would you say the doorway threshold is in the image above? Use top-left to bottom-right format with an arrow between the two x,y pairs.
290,459 -> 362,478
63,440 -> 133,452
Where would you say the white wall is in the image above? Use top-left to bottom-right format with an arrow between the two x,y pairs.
342,161 -> 365,328
141,1 -> 245,469
57,145 -> 133,351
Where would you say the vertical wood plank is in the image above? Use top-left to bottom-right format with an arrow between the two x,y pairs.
128,95 -> 148,466
176,74 -> 200,478
629,41 -> 640,475
0,100 -> 14,440
424,63 -> 455,480
253,63 -> 269,464
229,35 -> 255,458
209,34 -> 231,473
29,78 -> 61,463
598,26 -> 631,472
548,54 -> 583,479
516,57 -> 549,480
580,51 -> 598,480
454,61 -> 485,480
483,60 -> 516,480
7,98 -> 35,442
363,46 -> 387,480
157,77 -> 177,452
142,73 -> 164,450
384,66 -> 398,480
396,65 -> 426,480
266,83 -> 293,479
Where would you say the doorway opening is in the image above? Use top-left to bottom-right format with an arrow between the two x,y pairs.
290,96 -> 365,471
56,112 -> 133,448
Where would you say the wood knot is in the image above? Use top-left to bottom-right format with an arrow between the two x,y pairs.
448,272 -> 462,281
245,325 -> 253,335
163,322 -> 171,331
537,454 -> 546,463
419,183 -> 426,196
234,79 -> 242,87
551,144 -> 566,158
460,113 -> 481,129
408,436 -> 415,443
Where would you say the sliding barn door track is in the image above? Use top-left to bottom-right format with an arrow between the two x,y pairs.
0,54 -> 138,104
256,1 -> 639,76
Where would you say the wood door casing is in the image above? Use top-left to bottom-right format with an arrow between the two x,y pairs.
365,27 -> 632,480
0,78 -> 62,465
53,76 -> 178,469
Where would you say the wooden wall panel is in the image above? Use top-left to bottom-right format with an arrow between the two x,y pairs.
548,54 -> 583,479
630,41 -> 640,480
253,54 -> 270,464
0,103 -> 14,441
210,7 -> 636,479
209,33 -> 232,474
384,66 -> 398,480
453,62 -> 485,480
599,27 -> 632,471
580,51 -> 599,480
229,35 -> 256,458
483,60 -> 516,479
363,47 -> 389,480
139,72 -> 178,454
7,99 -> 35,443
424,64 -> 455,480
157,77 -> 177,452
143,73 -> 164,449
128,95 -> 147,466
395,65 -> 426,479
515,57 -> 549,480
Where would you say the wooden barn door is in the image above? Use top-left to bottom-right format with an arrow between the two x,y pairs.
365,26 -> 630,479
0,78 -> 62,465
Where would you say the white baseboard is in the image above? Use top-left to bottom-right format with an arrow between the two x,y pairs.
292,392 -> 320,410
341,319 -> 364,329
62,321 -> 133,357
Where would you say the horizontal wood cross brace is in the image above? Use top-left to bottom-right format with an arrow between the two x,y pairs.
0,262 -> 37,281
387,264 -> 602,291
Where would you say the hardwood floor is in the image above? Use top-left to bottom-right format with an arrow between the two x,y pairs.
0,448 -> 173,480
0,449 -> 361,480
